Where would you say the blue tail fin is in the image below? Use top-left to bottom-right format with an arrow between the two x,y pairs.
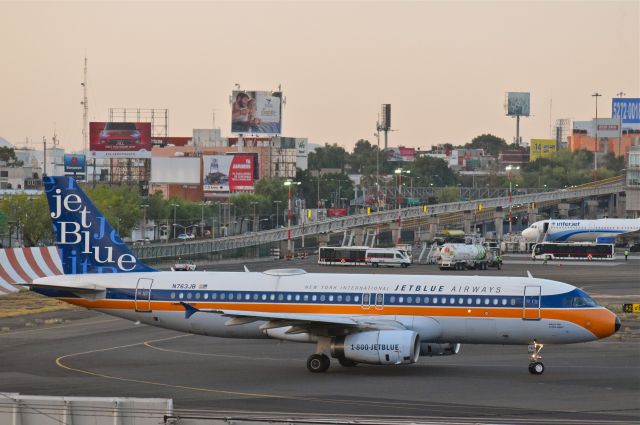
44,176 -> 155,274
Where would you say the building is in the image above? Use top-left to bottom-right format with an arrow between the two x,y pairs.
530,139 -> 557,161
626,146 -> 640,218
568,118 -> 640,158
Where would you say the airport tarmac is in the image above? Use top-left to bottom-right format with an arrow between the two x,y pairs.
0,258 -> 638,424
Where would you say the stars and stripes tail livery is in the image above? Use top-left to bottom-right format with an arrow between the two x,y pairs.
31,176 -> 620,374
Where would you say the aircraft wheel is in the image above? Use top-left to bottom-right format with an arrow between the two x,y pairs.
374,263 -> 379,268
307,354 -> 330,373
338,357 -> 357,367
401,263 -> 408,268
528,362 -> 544,375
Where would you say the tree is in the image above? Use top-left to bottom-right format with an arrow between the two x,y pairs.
254,177 -> 289,205
407,156 -> 458,186
85,185 -> 142,237
348,139 -> 380,174
437,186 -> 461,203
466,134 -> 508,157
0,194 -> 52,246
308,143 -> 349,172
0,147 -> 23,167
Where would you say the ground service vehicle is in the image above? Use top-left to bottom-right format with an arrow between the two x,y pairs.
365,248 -> 411,268
438,243 -> 501,270
30,176 -> 621,375
318,246 -> 368,266
173,261 -> 196,271
532,242 -> 615,261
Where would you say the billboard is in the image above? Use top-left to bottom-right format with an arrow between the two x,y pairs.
612,98 -> 640,132
530,139 -> 557,161
203,155 -> 254,192
385,147 -> 416,162
63,154 -> 86,174
89,122 -> 152,158
231,91 -> 282,134
507,92 -> 530,116
151,157 -> 201,184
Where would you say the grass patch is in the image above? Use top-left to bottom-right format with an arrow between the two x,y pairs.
0,290 -> 79,318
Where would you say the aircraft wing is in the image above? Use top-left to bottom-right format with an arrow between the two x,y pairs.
179,303 -> 406,333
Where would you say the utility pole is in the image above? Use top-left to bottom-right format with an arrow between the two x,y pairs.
592,92 -> 602,174
616,92 -> 626,156
81,56 -> 90,183
42,137 -> 47,176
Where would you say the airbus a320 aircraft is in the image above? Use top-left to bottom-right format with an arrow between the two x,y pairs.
30,176 -> 620,374
522,218 -> 640,243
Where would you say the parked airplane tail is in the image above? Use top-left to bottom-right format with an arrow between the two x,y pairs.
44,176 -> 155,274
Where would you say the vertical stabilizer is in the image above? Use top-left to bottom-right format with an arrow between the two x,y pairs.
44,176 -> 155,274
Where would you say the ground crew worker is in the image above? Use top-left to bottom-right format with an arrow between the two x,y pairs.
624,249 -> 629,261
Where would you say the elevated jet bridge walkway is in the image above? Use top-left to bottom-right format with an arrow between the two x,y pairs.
133,179 -> 624,261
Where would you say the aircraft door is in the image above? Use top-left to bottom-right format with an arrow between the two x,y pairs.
523,285 -> 541,320
135,278 -> 154,312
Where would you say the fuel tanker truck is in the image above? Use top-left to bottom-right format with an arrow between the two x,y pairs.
438,243 -> 502,271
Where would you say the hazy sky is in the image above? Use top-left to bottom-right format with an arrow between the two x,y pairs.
1,1 -> 638,153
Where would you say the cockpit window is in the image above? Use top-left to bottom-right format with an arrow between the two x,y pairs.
563,289 -> 598,308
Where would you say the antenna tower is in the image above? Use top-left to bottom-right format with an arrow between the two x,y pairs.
81,57 -> 88,156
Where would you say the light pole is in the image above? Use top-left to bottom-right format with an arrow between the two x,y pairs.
284,180 -> 301,259
250,201 -> 258,232
505,165 -> 519,235
273,200 -> 282,228
171,204 -> 179,239
199,201 -> 207,237
140,204 -> 149,239
616,91 -> 626,156
394,168 -> 410,209
592,92 -> 602,174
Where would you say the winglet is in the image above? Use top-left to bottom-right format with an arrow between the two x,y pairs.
527,271 -> 533,278
244,265 -> 250,272
180,302 -> 199,319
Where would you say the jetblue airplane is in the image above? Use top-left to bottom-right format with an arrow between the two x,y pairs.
522,219 -> 640,243
30,176 -> 620,374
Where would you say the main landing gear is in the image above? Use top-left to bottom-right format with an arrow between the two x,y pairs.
527,340 -> 545,375
307,353 -> 330,373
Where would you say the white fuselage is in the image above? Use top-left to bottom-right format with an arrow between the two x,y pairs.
33,270 -> 617,346
522,219 -> 640,242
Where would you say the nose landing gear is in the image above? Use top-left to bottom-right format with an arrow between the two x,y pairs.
307,353 -> 330,373
528,340 -> 544,375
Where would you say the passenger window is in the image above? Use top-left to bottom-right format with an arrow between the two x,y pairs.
441,297 -> 447,304
320,295 -> 326,302
354,295 -> 360,302
493,299 -> 498,305
220,293 -> 226,300
407,296 -> 413,304
312,295 -> 317,301
253,294 -> 258,301
170,292 -> 176,299
270,294 -> 275,301
228,293 -> 234,300
390,296 -> 396,303
278,294 -> 284,301
424,296 -> 430,304
287,294 -> 292,301
337,295 -> 343,302
399,297 -> 404,304
204,293 -> 209,300
476,298 -> 481,305
415,297 -> 421,304
467,298 -> 472,304
303,294 -> 309,301
195,293 -> 201,300
179,293 -> 184,299
346,295 -> 351,302
501,299 -> 507,306
329,295 -> 334,302
510,298 -> 516,306
212,293 -> 218,300
245,294 -> 251,300
295,294 -> 300,301
187,293 -> 192,300
432,297 -> 438,304
484,299 -> 490,305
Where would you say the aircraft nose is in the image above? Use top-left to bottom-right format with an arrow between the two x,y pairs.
522,228 -> 537,241
615,316 -> 621,333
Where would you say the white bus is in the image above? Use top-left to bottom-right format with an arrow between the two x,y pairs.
365,248 -> 411,268
318,246 -> 369,266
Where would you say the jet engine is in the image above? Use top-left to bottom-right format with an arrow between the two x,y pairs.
331,330 -> 420,365
420,342 -> 461,356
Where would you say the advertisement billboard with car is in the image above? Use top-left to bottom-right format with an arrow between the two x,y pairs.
89,122 -> 152,158
231,91 -> 282,134
203,155 -> 254,192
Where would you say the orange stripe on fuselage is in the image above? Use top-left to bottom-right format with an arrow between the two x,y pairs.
55,298 -> 617,338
